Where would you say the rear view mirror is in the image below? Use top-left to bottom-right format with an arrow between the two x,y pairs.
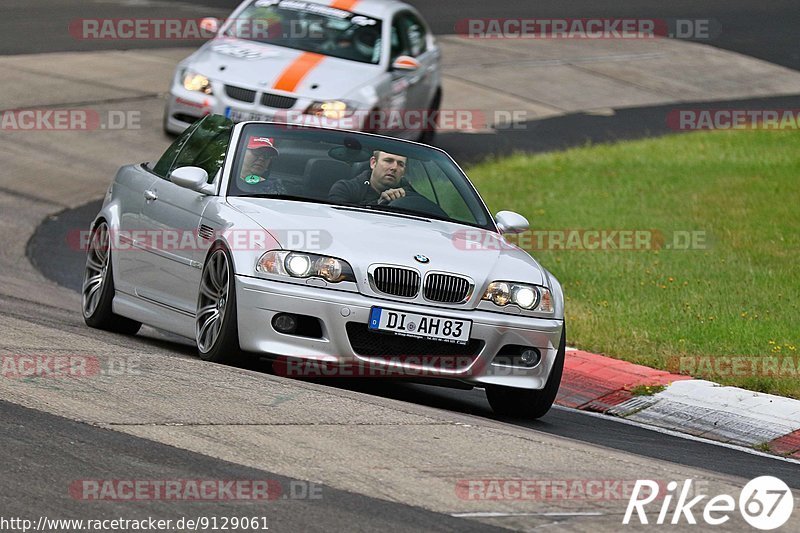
171,166 -> 209,192
391,55 -> 421,71
495,211 -> 529,234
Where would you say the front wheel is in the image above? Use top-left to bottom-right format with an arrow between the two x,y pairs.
82,221 -> 142,335
196,245 -> 243,365
486,325 -> 566,419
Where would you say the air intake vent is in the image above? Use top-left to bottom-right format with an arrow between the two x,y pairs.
372,266 -> 420,298
198,224 -> 216,241
423,273 -> 472,303
224,85 -> 257,103
261,92 -> 297,109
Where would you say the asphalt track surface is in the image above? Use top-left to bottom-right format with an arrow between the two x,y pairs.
28,200 -> 800,490
0,399 -> 500,532
6,0 -> 800,165
3,0 -> 799,72
7,0 -> 800,529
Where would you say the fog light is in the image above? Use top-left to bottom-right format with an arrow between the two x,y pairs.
273,313 -> 298,334
520,349 -> 540,367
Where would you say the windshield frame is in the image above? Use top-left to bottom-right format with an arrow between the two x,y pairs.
222,122 -> 499,232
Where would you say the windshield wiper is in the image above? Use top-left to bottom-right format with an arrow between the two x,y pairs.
233,194 -> 338,206
334,203 -> 439,222
233,195 -> 457,225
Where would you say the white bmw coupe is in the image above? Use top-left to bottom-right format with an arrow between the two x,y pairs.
164,0 -> 441,142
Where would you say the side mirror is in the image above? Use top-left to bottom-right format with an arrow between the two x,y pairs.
170,166 -> 209,192
495,210 -> 529,234
391,55 -> 421,71
200,17 -> 220,36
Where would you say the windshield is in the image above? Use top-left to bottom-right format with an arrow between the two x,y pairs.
227,124 -> 495,230
226,0 -> 383,65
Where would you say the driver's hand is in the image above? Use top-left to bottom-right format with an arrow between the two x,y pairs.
379,188 -> 406,204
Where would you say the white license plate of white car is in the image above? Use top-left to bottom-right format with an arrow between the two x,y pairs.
368,307 -> 472,345
225,107 -> 271,123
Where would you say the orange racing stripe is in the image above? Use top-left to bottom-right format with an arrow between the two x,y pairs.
272,52 -> 325,92
330,0 -> 360,9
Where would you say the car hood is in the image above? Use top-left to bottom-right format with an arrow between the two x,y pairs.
228,198 -> 548,287
189,38 -> 380,99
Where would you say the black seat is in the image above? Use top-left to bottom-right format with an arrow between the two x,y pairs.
304,159 -> 352,200
350,160 -> 370,178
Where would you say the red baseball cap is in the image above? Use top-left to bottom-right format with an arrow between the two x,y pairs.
246,136 -> 278,154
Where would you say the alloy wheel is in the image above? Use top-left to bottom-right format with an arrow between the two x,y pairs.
197,249 -> 230,352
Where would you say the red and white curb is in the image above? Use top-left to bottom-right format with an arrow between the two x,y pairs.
556,349 -> 800,459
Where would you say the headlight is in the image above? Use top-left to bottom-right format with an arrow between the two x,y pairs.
257,251 -> 356,283
304,100 -> 354,120
484,282 -> 510,306
182,72 -> 213,95
286,254 -> 311,277
482,281 -> 553,313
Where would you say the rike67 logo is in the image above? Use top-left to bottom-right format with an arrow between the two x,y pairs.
624,476 -> 794,529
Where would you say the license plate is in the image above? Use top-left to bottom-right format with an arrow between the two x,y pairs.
225,107 -> 271,123
368,307 -> 471,345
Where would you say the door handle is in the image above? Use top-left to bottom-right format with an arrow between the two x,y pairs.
144,190 -> 158,202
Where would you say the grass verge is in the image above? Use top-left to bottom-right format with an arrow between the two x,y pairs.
467,130 -> 800,398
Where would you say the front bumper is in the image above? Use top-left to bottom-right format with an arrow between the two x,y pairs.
235,274 -> 564,390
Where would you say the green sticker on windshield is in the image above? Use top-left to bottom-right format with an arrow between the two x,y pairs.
243,174 -> 261,184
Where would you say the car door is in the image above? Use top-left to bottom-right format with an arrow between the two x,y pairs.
137,115 -> 234,315
115,122 -> 199,295
388,11 -> 439,137
400,11 -> 439,111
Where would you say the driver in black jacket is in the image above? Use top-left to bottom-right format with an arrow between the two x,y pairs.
328,150 -> 415,205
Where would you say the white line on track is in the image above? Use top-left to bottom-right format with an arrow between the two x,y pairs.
552,405 -> 800,465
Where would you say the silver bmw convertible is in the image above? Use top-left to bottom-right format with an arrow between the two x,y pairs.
83,115 -> 565,418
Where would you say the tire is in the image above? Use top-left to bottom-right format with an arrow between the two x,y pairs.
486,324 -> 566,419
82,221 -> 142,335
196,244 -> 244,365
418,88 -> 441,145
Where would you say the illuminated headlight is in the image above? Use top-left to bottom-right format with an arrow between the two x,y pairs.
182,72 -> 213,95
304,100 -> 354,120
286,254 -> 311,277
257,251 -> 356,283
482,281 -> 554,313
513,286 -> 537,308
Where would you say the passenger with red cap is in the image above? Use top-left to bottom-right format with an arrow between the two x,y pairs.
237,136 -> 286,195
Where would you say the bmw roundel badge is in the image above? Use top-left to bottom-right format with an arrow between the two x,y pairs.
414,254 -> 430,264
